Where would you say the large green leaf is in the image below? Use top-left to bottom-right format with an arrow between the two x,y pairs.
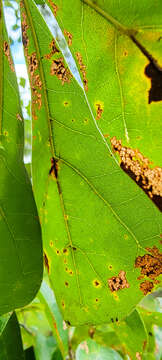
0,312 -> 24,360
50,0 -> 162,166
0,1 -> 42,314
21,0 -> 162,326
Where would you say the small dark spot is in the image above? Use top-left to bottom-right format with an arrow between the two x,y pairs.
72,247 -> 77,251
111,318 -> 114,323
63,101 -> 69,106
145,62 -> 162,104
65,281 -> 69,287
49,157 -> 59,179
116,317 -> 118,322
44,252 -> 50,274
95,298 -> 99,302
149,331 -> 153,336
93,280 -> 100,287
158,36 -> 162,42
62,301 -> 65,308
65,320 -> 71,326
56,250 -> 60,255
63,248 -> 68,253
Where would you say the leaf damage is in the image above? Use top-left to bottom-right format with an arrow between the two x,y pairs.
50,58 -> 72,84
45,38 -> 59,60
76,52 -> 88,91
64,30 -> 73,46
49,157 -> 59,179
21,9 -> 42,119
108,270 -> 129,292
3,41 -> 14,72
111,137 -> 162,211
47,0 -> 58,17
135,246 -> 162,295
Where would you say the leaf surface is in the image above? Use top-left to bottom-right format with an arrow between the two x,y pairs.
0,1 -> 42,314
21,0 -> 162,326
0,312 -> 24,360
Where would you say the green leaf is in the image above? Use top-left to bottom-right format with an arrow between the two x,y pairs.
112,309 -> 148,359
0,313 -> 11,335
0,312 -> 24,360
21,0 -> 162,326
24,347 -> 36,360
0,1 -> 42,315
52,0 -> 162,166
19,77 -> 26,88
76,339 -> 123,360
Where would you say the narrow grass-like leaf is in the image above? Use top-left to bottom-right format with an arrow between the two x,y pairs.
0,312 -> 24,360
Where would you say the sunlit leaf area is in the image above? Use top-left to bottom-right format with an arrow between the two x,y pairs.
0,0 -> 161,359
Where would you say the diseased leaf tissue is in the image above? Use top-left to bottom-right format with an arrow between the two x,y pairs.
20,0 -> 162,327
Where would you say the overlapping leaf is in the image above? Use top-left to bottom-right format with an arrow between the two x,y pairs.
21,0 -> 162,326
0,1 -> 42,315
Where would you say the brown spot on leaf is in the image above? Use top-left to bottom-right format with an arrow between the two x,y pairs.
93,279 -> 101,287
64,30 -> 73,46
65,281 -> 69,287
21,12 -> 29,50
45,39 -> 59,60
111,136 -> 162,211
47,0 -> 58,16
63,248 -> 68,254
135,246 -> 162,281
76,52 -> 88,91
108,270 -> 130,292
145,62 -> 162,103
44,252 -> 50,274
95,103 -> 103,120
49,157 -> 59,179
3,41 -> 14,72
50,58 -> 72,84
140,280 -> 154,295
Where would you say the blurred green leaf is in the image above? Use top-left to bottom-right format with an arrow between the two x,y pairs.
0,312 -> 24,360
0,1 -> 43,315
19,77 -> 26,88
76,339 -> 123,360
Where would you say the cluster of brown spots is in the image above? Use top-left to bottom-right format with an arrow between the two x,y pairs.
44,252 -> 50,274
111,137 -> 162,207
96,103 -> 103,120
47,0 -> 58,16
108,270 -> 130,292
3,41 -> 14,72
45,39 -> 59,60
76,52 -> 88,91
64,30 -> 73,46
139,281 -> 154,295
50,58 -> 72,84
135,246 -> 162,295
21,12 -> 29,50
21,11 -> 42,119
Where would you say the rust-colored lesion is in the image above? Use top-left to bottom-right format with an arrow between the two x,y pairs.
108,270 -> 129,292
135,246 -> 162,295
47,0 -> 58,16
44,251 -> 50,274
95,103 -> 103,120
76,52 -> 88,91
21,10 -> 42,119
50,58 -> 72,84
111,136 -> 162,210
64,30 -> 73,46
45,38 -> 59,60
3,41 -> 14,72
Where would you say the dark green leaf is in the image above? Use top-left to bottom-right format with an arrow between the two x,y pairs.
0,312 -> 24,360
0,0 -> 43,315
